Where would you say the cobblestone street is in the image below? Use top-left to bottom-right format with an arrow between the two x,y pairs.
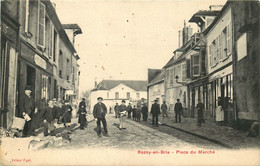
47,114 -> 222,150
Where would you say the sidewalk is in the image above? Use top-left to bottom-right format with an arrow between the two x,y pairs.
149,111 -> 259,149
1,114 -> 95,152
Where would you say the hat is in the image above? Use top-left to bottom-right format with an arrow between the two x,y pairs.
82,98 -> 86,100
24,85 -> 32,91
154,99 -> 158,102
122,100 -> 126,103
177,98 -> 180,101
97,97 -> 103,100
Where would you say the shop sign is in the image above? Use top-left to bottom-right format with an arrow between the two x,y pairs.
34,54 -> 47,70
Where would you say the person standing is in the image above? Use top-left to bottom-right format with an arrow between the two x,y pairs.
119,100 -> 127,129
127,103 -> 133,119
42,100 -> 59,136
78,98 -> 87,130
151,100 -> 160,127
132,105 -> 137,121
142,103 -> 148,121
161,101 -> 168,118
174,99 -> 182,123
114,103 -> 119,118
20,86 -> 36,137
216,97 -> 224,125
136,105 -> 142,122
93,97 -> 108,136
62,100 -> 73,130
196,99 -> 205,126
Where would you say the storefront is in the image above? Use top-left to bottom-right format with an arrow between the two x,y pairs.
18,42 -> 54,116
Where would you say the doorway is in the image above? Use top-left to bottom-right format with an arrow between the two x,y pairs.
26,65 -> 36,97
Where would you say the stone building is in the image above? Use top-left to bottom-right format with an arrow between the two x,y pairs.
0,0 -> 81,129
90,80 -> 147,112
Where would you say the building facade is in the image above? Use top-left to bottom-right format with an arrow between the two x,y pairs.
147,70 -> 165,111
90,80 -> 147,112
0,0 -> 81,129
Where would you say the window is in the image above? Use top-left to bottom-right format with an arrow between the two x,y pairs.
45,15 -> 51,57
192,54 -> 200,76
72,66 -> 75,83
115,92 -> 119,99
169,68 -> 174,84
127,92 -> 130,99
136,93 -> 140,99
37,2 -> 45,48
107,92 -> 109,99
186,59 -> 191,78
67,75 -> 69,82
182,63 -> 186,81
41,75 -> 49,102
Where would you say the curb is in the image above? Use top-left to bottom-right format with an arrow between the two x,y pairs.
148,117 -> 234,149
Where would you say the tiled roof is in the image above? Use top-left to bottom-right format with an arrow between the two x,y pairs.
148,70 -> 165,87
91,80 -> 147,91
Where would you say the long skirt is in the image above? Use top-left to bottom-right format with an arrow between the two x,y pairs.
216,106 -> 224,122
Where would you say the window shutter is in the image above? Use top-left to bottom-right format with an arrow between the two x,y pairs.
37,2 -> 45,48
201,49 -> 206,76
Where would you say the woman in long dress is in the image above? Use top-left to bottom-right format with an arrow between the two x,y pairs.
216,97 -> 224,125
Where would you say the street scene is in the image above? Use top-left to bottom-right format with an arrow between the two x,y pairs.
0,0 -> 259,165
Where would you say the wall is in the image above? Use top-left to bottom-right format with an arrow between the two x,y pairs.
148,82 -> 165,111
232,1 -> 260,121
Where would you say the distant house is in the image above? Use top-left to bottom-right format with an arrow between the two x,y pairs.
90,80 -> 147,112
147,70 -> 165,111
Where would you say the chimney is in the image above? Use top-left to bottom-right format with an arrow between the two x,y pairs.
182,20 -> 193,45
209,5 -> 223,11
178,30 -> 183,48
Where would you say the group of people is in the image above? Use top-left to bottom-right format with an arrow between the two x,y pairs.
20,85 -> 87,137
114,102 -> 148,122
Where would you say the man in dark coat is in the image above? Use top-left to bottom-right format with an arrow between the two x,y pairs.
151,100 -> 160,127
174,99 -> 183,123
114,103 -> 119,118
62,100 -> 73,129
161,101 -> 168,118
196,99 -> 205,126
78,98 -> 87,130
20,86 -> 36,137
42,100 -> 59,136
142,103 -> 148,121
93,97 -> 108,136
126,103 -> 133,119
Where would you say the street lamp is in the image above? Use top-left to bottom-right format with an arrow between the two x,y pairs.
175,75 -> 187,86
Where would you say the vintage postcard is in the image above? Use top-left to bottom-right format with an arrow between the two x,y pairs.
0,0 -> 259,165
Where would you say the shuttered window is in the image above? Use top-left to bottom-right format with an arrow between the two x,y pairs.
182,63 -> 186,81
186,59 -> 190,78
192,54 -> 200,77
37,2 -> 45,48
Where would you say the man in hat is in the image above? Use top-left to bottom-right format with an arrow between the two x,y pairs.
196,99 -> 205,126
93,97 -> 108,136
78,98 -> 87,130
114,103 -> 119,118
62,100 -> 73,130
161,101 -> 168,118
151,99 -> 160,127
174,99 -> 183,123
126,103 -> 133,119
142,103 -> 148,121
119,100 -> 127,129
20,85 -> 36,137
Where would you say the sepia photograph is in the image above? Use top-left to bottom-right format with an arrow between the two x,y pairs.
0,0 -> 259,165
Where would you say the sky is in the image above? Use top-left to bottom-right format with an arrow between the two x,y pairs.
52,0 -> 226,92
